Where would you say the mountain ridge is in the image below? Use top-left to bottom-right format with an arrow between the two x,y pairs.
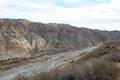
0,18 -> 120,60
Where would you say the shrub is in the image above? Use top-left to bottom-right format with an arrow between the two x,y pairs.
32,72 -> 57,80
78,42 -> 120,63
12,74 -> 29,80
13,59 -> 119,80
85,59 -> 120,80
70,58 -> 120,80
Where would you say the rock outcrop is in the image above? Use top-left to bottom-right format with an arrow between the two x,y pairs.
0,18 -> 120,59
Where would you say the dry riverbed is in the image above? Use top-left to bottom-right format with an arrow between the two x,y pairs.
0,46 -> 98,80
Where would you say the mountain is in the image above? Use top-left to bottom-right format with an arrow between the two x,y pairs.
0,18 -> 120,60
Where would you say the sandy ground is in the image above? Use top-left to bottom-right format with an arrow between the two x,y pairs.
0,46 -> 98,80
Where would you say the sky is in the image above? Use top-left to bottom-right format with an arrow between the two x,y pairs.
0,0 -> 120,30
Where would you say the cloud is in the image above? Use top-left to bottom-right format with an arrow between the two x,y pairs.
62,0 -> 81,3
0,0 -> 120,30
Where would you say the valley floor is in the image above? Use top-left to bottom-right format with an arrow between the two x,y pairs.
0,46 -> 98,80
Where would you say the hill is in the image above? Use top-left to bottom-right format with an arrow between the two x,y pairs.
0,18 -> 120,60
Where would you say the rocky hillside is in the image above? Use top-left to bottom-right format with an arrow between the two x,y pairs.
0,18 -> 120,59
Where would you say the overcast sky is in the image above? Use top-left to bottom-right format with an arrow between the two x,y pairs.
0,0 -> 120,30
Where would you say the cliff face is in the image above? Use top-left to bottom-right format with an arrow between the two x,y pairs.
0,18 -> 120,59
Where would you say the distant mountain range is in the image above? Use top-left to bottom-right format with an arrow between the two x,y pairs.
0,18 -> 120,60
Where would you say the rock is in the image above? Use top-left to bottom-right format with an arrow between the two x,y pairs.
0,18 -> 120,60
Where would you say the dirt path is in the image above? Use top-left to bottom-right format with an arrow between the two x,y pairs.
0,46 -> 98,80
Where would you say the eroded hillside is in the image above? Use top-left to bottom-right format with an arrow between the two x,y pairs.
0,18 -> 120,60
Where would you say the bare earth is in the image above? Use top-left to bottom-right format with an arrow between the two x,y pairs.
0,46 -> 98,80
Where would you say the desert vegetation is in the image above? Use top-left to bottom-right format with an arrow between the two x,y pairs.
13,42 -> 120,80
13,58 -> 120,80
78,42 -> 120,63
